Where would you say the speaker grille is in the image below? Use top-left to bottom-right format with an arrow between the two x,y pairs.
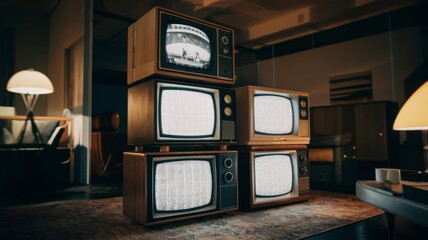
220,186 -> 237,210
221,120 -> 235,140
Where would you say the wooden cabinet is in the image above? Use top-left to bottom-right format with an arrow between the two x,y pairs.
311,105 -> 354,136
355,103 -> 389,161
311,101 -> 399,162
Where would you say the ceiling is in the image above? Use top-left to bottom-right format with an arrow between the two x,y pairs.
0,0 -> 422,83
0,0 -> 421,49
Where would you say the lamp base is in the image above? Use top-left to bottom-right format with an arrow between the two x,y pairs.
423,130 -> 428,173
17,111 -> 44,145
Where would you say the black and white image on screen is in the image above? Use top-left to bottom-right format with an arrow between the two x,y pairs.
165,24 -> 211,69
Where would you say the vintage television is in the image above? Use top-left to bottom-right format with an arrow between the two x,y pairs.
128,79 -> 235,146
237,146 -> 310,210
123,150 -> 238,225
235,85 -> 310,145
128,6 -> 235,85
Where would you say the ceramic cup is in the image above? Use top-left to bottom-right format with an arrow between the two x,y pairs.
375,168 -> 401,184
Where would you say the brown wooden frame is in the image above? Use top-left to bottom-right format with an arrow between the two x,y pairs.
123,150 -> 239,226
236,145 -> 310,210
235,85 -> 310,145
128,78 -> 236,146
127,6 -> 235,85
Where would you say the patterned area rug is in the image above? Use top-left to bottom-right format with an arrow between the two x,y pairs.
0,190 -> 383,240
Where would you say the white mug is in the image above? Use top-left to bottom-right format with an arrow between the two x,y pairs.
375,168 -> 401,184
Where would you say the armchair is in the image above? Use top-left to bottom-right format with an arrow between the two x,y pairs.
91,111 -> 127,178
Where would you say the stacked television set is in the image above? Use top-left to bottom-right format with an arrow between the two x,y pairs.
124,6 -> 238,226
234,85 -> 311,210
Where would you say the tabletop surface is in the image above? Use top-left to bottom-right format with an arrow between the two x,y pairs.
356,180 -> 428,227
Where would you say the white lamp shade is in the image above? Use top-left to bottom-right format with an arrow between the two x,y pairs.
6,69 -> 54,95
393,81 -> 428,130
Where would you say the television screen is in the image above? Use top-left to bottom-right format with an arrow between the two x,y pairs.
159,86 -> 216,138
165,24 -> 211,70
254,94 -> 293,135
155,159 -> 213,211
254,154 -> 293,197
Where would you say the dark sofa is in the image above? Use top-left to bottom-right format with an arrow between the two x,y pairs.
0,116 -> 73,203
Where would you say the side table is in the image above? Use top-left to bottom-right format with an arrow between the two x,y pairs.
356,180 -> 428,238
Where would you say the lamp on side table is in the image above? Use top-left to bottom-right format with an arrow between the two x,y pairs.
357,82 -> 428,238
392,80 -> 428,212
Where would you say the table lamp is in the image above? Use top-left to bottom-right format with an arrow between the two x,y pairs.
6,69 -> 54,144
393,80 -> 428,173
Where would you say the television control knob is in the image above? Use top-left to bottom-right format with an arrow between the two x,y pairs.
221,36 -> 229,45
300,109 -> 307,118
224,107 -> 232,117
299,154 -> 308,162
300,166 -> 308,174
224,94 -> 232,104
224,172 -> 233,183
224,158 -> 233,168
300,99 -> 307,108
